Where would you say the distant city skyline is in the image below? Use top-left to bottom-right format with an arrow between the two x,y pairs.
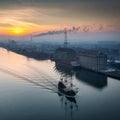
0,0 -> 120,35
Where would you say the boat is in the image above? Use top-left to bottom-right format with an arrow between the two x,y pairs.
58,78 -> 78,97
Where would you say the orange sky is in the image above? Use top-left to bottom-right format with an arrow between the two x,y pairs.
0,0 -> 120,36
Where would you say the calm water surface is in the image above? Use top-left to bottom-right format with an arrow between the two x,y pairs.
0,48 -> 120,120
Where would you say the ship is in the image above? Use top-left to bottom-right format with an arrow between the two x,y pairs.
58,77 -> 78,97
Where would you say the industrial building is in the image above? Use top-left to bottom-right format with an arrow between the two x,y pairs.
77,50 -> 107,72
54,48 -> 77,65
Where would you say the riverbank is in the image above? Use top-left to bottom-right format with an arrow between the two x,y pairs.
106,71 -> 120,80
1,46 -> 120,80
3,47 -> 51,60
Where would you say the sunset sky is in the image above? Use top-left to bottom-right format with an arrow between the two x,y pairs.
0,0 -> 120,35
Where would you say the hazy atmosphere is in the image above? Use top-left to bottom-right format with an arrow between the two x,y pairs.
0,1 -> 120,120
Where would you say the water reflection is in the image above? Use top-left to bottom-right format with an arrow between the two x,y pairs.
54,62 -> 78,118
75,69 -> 107,89
54,61 -> 74,77
54,61 -> 107,89
1,48 -> 120,120
0,64 -> 78,120
58,92 -> 78,120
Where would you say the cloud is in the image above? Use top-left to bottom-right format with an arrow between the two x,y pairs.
0,23 -> 13,27
0,0 -> 120,19
0,0 -> 120,34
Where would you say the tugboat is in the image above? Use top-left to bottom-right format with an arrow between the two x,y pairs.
58,78 -> 78,97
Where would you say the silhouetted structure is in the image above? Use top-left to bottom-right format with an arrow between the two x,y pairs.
54,48 -> 77,66
75,69 -> 107,89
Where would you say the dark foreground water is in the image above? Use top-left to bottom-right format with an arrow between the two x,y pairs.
0,48 -> 120,120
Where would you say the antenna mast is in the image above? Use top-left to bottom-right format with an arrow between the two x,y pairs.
64,28 -> 68,48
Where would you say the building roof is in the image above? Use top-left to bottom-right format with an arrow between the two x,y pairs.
79,49 -> 106,57
55,48 -> 76,53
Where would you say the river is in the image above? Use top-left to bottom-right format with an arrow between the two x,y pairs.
0,48 -> 120,120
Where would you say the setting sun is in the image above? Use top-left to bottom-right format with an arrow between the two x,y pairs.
6,27 -> 28,35
11,28 -> 25,34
